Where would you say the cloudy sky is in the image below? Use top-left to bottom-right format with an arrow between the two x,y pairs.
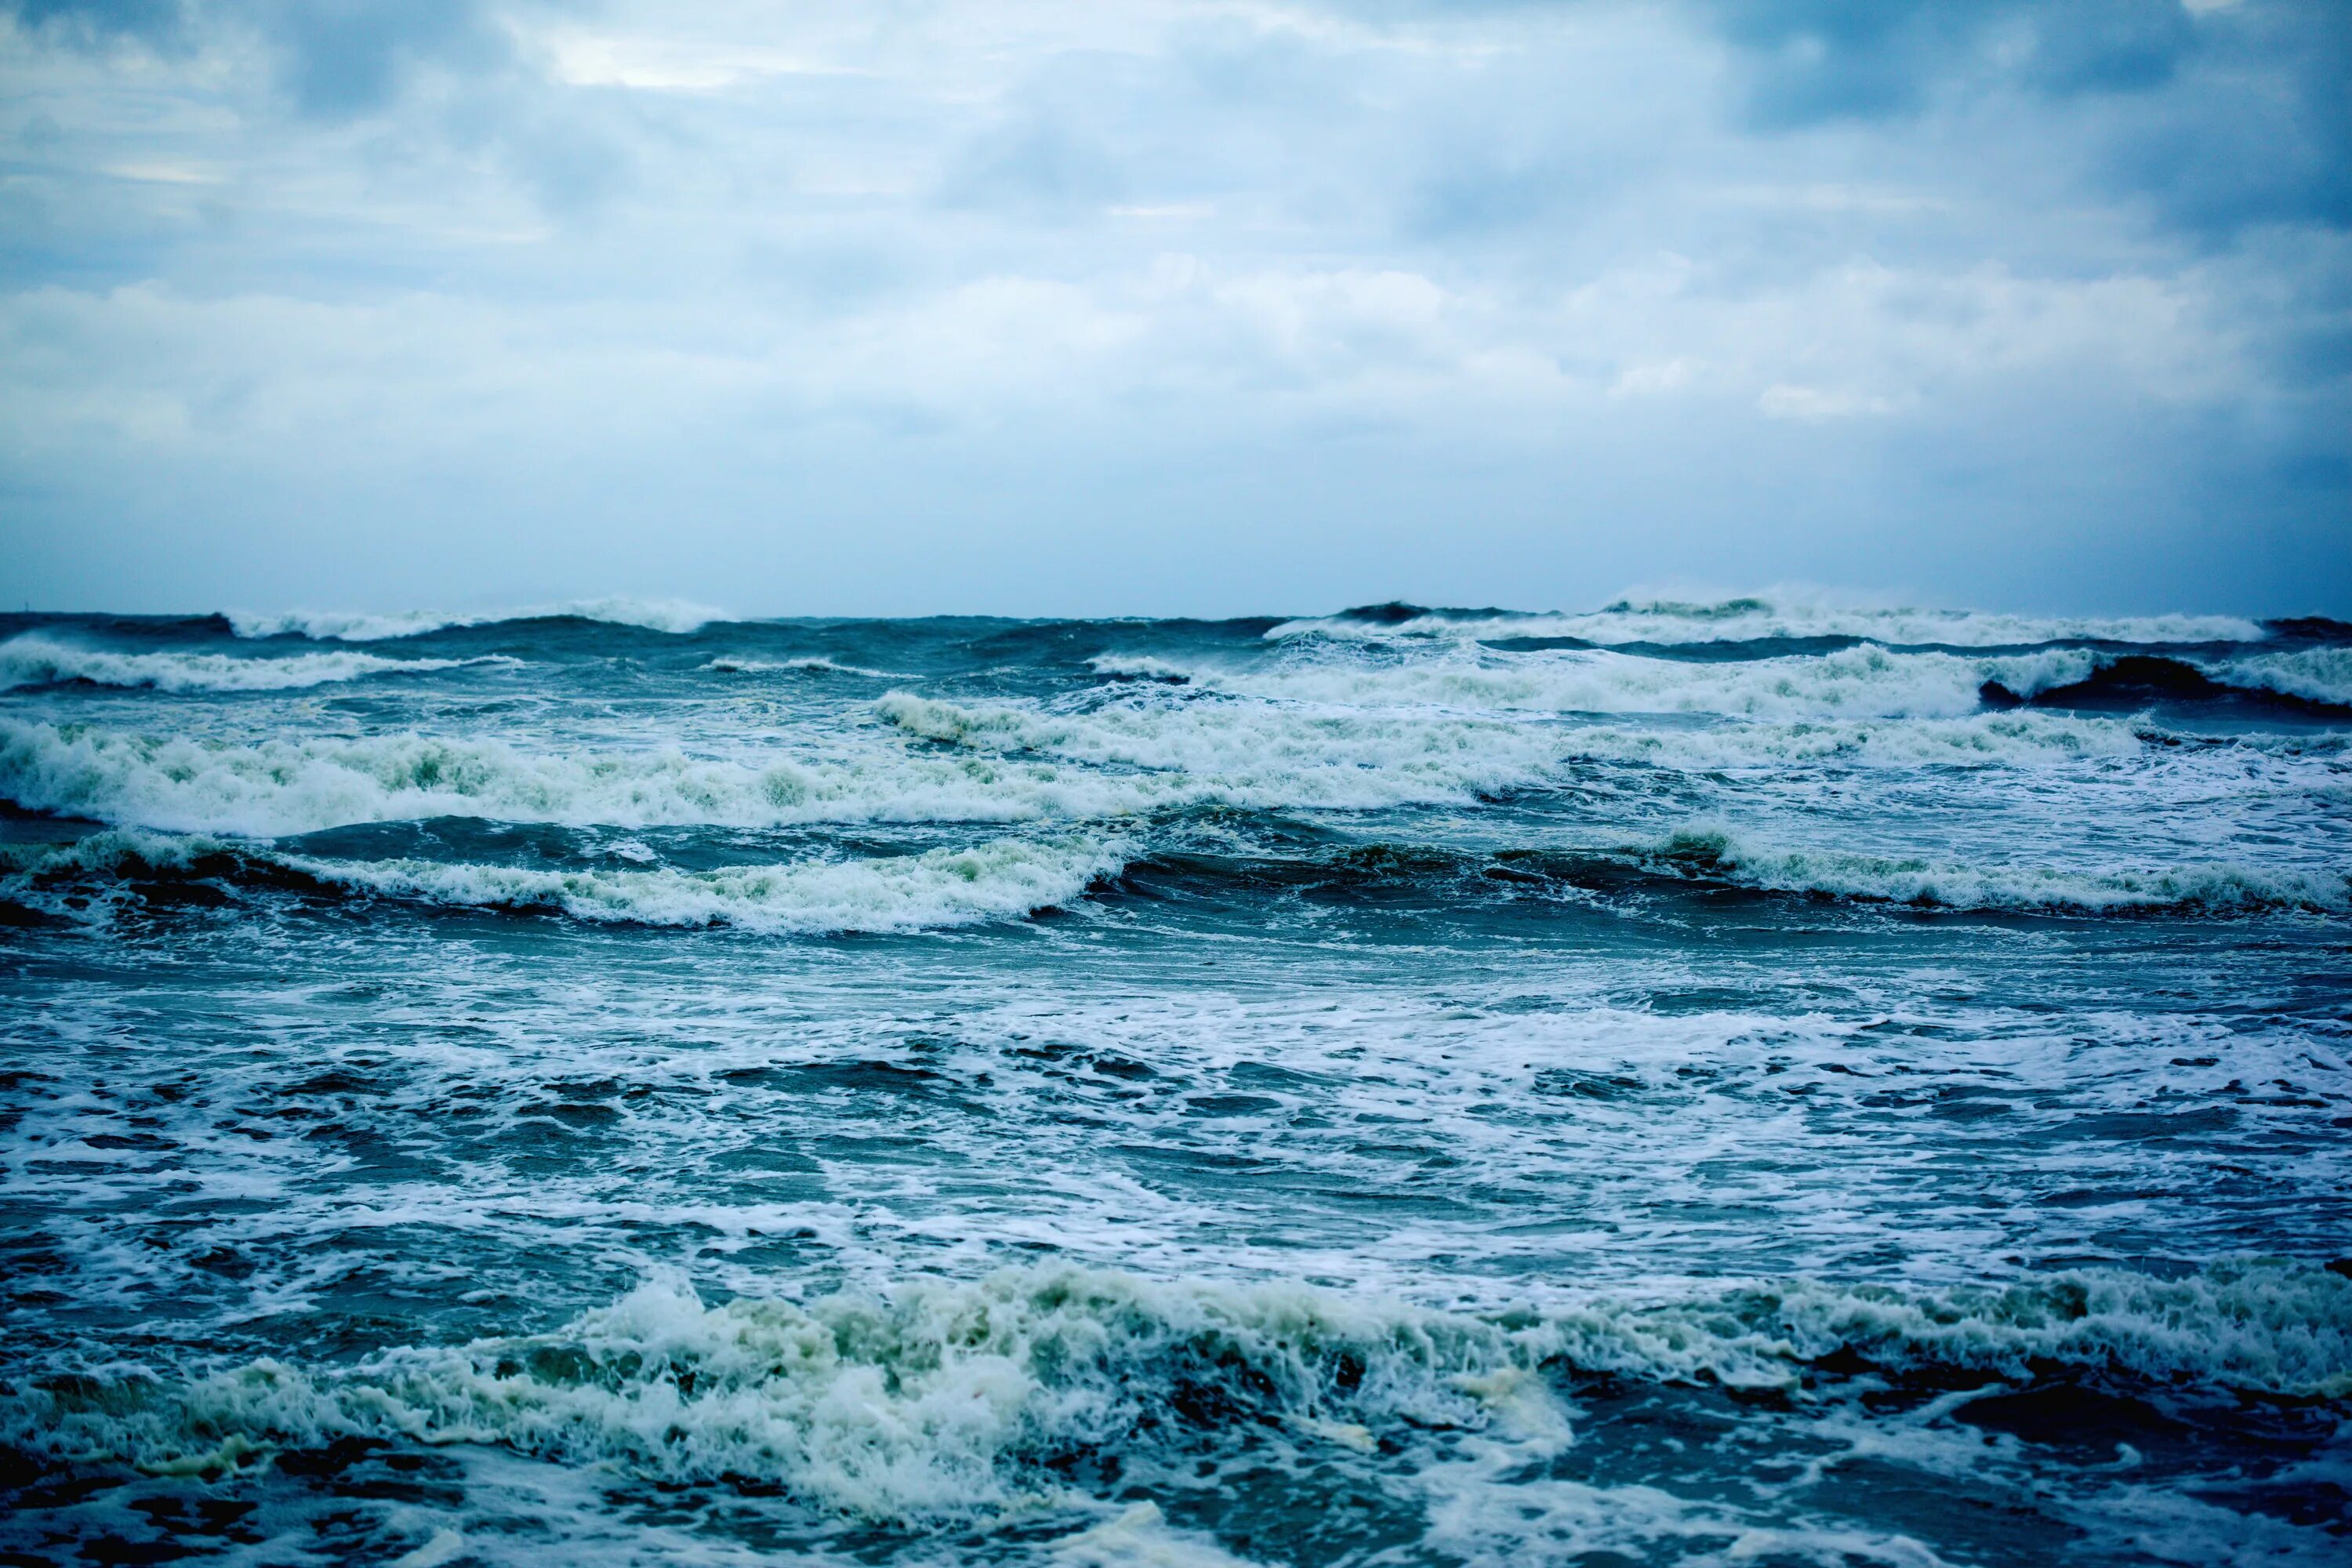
2,0 -> 2346,616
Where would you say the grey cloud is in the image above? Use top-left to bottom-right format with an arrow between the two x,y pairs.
6,2 -> 539,119
2095,5 -> 2351,239
0,0 -> 2344,614
1702,0 -> 2199,126
2,0 -> 184,45
256,0 -> 512,120
1697,0 -> 2347,239
938,114 -> 1127,222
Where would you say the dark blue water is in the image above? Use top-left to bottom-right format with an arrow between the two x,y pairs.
2,597 -> 2348,1566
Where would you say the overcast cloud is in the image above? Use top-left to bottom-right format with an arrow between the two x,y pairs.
1,0 -> 2346,615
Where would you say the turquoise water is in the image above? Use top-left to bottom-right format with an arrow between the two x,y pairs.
2,598 -> 2348,1566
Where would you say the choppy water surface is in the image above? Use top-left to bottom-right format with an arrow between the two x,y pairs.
2,597 -> 2348,1566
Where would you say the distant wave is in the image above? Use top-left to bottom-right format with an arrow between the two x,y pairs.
1269,596 -> 2273,649
1086,653 -> 1193,684
1107,829 -> 2352,919
0,633 -> 506,694
1181,644 -> 2105,720
1638,825 -> 2351,915
227,597 -> 731,641
702,655 -> 903,677
1100,643 -> 2350,725
5,1260 -> 2343,1522
0,829 -> 1122,935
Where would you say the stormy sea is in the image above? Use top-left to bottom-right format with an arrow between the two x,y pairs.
1,595 -> 2347,1567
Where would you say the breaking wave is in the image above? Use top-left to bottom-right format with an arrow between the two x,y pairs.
1187,644 -> 2107,720
1640,826 -> 2352,914
702,655 -> 903,677
1269,597 -> 2272,649
0,635 -> 503,694
0,706 -> 1585,837
0,693 -> 2256,845
2209,646 -> 2352,710
0,829 -> 1121,935
226,597 -> 731,641
1102,644 -> 2351,724
9,1260 -> 2344,1523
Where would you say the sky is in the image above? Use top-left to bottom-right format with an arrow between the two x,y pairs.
0,0 -> 2347,619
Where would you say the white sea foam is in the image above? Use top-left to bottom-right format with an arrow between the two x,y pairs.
1269,596 -> 2269,648
12,1261 -> 2343,1526
1643,824 -> 2352,913
1051,1503 -> 1269,1567
227,597 -> 731,641
0,634 -> 501,694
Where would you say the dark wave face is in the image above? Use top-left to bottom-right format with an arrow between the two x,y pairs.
2,597 -> 2349,1567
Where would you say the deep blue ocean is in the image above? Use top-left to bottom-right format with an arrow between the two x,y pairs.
2,597 -> 2348,1566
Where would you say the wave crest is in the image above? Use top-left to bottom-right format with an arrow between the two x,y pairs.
0,829 -> 1120,935
11,1261 -> 2343,1523
1643,825 -> 2351,914
226,597 -> 730,641
1269,597 -> 2271,649
0,635 -> 500,694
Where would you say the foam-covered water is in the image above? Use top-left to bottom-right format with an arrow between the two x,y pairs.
2,597 -> 2348,1566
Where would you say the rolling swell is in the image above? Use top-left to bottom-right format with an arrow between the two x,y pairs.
16,817 -> 2326,933
1112,830 -> 2350,917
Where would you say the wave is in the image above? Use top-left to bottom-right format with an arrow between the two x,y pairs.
0,829 -> 1121,935
13,815 -> 2336,940
9,1260 -> 2343,1522
0,697 -> 1590,837
1640,826 -> 2351,914
702,655 -> 902,677
1269,596 -> 2271,649
0,691 -> 2212,844
1980,653 -> 2352,718
0,718 -> 1202,837
1086,653 -> 1193,684
873,689 -> 2156,777
2209,646 -> 2352,710
1100,641 -> 2351,729
0,635 -> 504,695
1179,644 -> 2110,721
225,597 -> 731,641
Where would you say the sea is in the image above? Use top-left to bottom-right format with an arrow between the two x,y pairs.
1,595 -> 2347,1567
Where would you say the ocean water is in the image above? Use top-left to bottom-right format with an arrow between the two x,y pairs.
1,596 -> 2348,1567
